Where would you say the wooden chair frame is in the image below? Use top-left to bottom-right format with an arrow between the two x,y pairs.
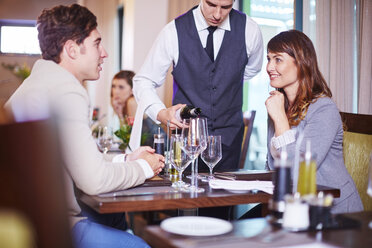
239,110 -> 256,169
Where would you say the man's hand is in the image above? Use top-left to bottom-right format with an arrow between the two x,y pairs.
127,146 -> 155,161
138,152 -> 165,176
157,104 -> 185,130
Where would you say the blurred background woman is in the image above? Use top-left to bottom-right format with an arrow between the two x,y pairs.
265,30 -> 363,213
111,70 -> 137,124
110,70 -> 162,147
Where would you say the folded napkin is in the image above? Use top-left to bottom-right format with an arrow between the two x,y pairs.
209,179 -> 274,194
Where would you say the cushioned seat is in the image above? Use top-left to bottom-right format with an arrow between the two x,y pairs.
341,112 -> 372,210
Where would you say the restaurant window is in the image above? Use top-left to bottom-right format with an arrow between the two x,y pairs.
0,19 -> 41,55
240,0 -> 296,170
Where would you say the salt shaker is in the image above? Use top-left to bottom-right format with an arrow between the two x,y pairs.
282,193 -> 310,231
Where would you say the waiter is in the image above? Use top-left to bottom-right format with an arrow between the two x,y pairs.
131,0 -> 263,172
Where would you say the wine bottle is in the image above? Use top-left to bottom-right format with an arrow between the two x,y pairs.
175,105 -> 202,121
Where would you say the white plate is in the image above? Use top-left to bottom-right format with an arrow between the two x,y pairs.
160,216 -> 233,236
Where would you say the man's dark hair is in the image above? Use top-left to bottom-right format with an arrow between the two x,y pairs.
37,4 -> 97,63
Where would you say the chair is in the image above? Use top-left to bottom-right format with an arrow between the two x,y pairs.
340,112 -> 372,211
239,110 -> 256,169
0,115 -> 74,247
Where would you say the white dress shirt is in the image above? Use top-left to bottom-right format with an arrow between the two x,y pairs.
130,5 -> 263,150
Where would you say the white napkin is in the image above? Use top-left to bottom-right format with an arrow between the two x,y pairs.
209,179 -> 274,194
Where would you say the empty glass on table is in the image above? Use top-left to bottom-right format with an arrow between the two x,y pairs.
201,135 -> 222,181
180,118 -> 207,193
98,126 -> 113,154
169,134 -> 192,190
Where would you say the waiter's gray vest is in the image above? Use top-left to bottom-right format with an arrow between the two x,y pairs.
173,7 -> 248,146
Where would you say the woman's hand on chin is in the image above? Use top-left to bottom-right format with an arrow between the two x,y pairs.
265,90 -> 286,122
265,90 -> 290,136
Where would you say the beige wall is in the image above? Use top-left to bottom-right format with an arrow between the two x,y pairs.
121,0 -> 168,110
122,0 -> 168,72
0,0 -> 76,19
77,0 -> 119,122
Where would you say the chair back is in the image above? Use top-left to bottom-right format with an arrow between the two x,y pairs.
239,110 -> 256,169
340,112 -> 372,210
0,118 -> 74,248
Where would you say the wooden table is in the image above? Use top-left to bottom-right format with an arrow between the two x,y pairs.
78,181 -> 339,214
142,211 -> 372,248
78,185 -> 271,214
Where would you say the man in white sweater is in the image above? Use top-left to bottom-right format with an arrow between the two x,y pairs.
5,4 -> 162,248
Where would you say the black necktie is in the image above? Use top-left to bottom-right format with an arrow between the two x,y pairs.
205,26 -> 217,62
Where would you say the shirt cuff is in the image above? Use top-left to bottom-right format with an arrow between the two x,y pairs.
271,129 -> 296,149
137,159 -> 154,179
145,103 -> 166,124
112,155 -> 154,178
112,154 -> 125,163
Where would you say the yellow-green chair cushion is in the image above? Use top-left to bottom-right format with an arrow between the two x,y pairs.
0,210 -> 34,248
343,131 -> 372,210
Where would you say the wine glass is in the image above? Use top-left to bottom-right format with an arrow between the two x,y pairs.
201,135 -> 222,181
186,117 -> 208,180
180,118 -> 207,193
98,126 -> 113,154
169,134 -> 192,190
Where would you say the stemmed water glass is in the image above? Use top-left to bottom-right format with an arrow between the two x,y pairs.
169,134 -> 192,190
98,126 -> 113,154
180,118 -> 207,193
201,135 -> 222,181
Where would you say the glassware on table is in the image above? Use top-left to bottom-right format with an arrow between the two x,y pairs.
153,128 -> 165,156
297,140 -> 316,197
169,134 -> 192,190
98,126 -> 113,154
186,117 -> 208,180
153,128 -> 165,174
201,135 -> 222,181
180,118 -> 207,193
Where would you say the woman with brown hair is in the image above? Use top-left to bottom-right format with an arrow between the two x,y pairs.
265,30 -> 362,213
111,70 -> 137,121
111,70 -> 162,147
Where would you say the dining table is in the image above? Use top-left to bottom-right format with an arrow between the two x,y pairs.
78,170 -> 340,214
142,211 -> 372,248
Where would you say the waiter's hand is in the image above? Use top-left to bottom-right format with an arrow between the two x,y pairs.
157,104 -> 185,130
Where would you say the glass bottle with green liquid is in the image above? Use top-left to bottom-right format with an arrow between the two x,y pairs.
297,140 -> 317,196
